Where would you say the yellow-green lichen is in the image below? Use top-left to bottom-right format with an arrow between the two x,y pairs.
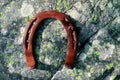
56,0 -> 61,11
94,50 -> 101,55
11,1 -> 15,5
8,55 -> 15,65
1,14 -> 6,20
106,63 -> 114,69
90,68 -> 94,73
10,45 -> 15,49
0,77 -> 2,80
63,0 -> 69,9
77,76 -> 82,80
72,68 -> 78,77
91,14 -> 99,24
56,0 -> 69,12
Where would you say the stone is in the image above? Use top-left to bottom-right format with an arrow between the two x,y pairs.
1,28 -> 8,35
104,76 -> 112,80
79,53 -> 87,61
21,2 -> 34,17
51,66 -> 73,80
0,0 -> 120,79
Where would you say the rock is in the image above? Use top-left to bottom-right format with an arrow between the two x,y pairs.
21,2 -> 34,17
79,53 -> 87,61
104,76 -> 112,80
1,28 -> 8,35
51,66 -> 73,80
0,0 -> 120,79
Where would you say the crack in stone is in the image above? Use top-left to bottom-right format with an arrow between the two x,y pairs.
76,16 -> 117,58
0,0 -> 13,10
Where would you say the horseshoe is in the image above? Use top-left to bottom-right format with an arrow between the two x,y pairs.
23,10 -> 78,69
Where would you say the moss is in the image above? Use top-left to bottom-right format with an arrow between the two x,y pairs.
35,49 -> 40,55
90,68 -> 94,73
6,6 -> 11,9
10,45 -> 15,49
56,0 -> 69,12
84,72 -> 89,78
91,14 -> 99,24
28,14 -> 34,20
72,68 -> 77,77
91,45 -> 98,49
1,14 -> 6,20
0,12 -> 2,16
78,69 -> 82,73
56,0 -> 61,11
3,54 -> 8,59
53,49 -> 58,54
77,76 -> 82,80
11,1 -> 15,5
24,18 -> 29,23
106,63 -> 114,69
8,55 -> 15,65
111,75 -> 116,80
63,0 -> 69,9
54,63 -> 58,67
0,77 -> 2,80
94,50 -> 101,55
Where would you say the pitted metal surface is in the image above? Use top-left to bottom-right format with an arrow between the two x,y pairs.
23,10 -> 78,69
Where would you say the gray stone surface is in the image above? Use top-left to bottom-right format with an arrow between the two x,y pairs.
0,0 -> 120,80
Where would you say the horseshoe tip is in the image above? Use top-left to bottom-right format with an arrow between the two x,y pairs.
27,65 -> 35,70
65,64 -> 73,69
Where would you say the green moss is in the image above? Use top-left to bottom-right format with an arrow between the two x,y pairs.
10,45 -> 15,49
90,68 -> 94,73
84,72 -> 89,78
0,77 -> 2,80
77,76 -> 82,80
13,29 -> 17,35
24,18 -> 29,23
106,63 -> 114,69
6,6 -> 11,9
63,0 -> 69,9
54,63 -> 58,67
78,69 -> 82,73
56,0 -> 61,11
28,14 -> 34,20
94,51 -> 101,55
111,75 -> 116,80
91,14 -> 99,24
3,54 -> 8,58
1,14 -> 6,20
11,1 -> 15,5
54,49 -> 58,54
8,55 -> 15,65
72,68 -> 77,77
0,12 -> 2,16
56,0 -> 69,12
91,45 -> 98,49
35,49 -> 40,55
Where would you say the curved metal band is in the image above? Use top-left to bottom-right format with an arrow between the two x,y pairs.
23,10 -> 78,69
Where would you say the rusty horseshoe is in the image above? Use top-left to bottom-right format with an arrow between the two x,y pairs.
23,10 -> 78,69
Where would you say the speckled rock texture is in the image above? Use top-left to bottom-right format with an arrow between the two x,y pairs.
0,0 -> 120,80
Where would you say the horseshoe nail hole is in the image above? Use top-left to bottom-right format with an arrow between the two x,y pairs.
69,23 -> 72,26
64,18 -> 69,22
26,40 -> 29,43
32,17 -> 37,25
33,22 -> 36,25
68,26 -> 74,31
28,30 -> 31,33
